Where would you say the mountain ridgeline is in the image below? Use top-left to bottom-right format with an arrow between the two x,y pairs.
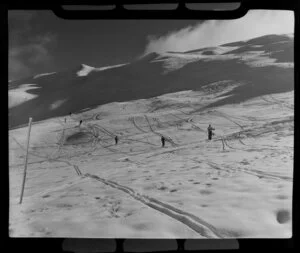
9,34 -> 293,129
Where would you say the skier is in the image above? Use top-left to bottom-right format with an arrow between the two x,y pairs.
115,136 -> 119,145
207,124 -> 215,140
161,136 -> 166,147
79,120 -> 83,127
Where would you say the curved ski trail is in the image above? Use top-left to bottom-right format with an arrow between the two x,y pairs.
84,173 -> 223,238
144,115 -> 178,147
129,117 -> 148,133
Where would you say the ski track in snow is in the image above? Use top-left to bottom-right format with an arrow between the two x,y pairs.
84,172 -> 223,238
144,115 -> 178,147
129,117 -> 148,134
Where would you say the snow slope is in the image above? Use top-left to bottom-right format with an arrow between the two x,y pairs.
77,63 -> 128,77
9,86 -> 293,238
33,72 -> 57,79
9,84 -> 40,108
9,33 -> 294,238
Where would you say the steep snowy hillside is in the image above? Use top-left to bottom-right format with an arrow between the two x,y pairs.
9,87 -> 293,237
9,34 -> 293,129
9,33 -> 294,238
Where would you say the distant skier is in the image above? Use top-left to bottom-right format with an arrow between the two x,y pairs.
161,136 -> 166,147
79,120 -> 83,127
115,136 -> 119,145
207,124 -> 215,140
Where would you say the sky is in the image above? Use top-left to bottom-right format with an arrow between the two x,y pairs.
8,9 -> 294,81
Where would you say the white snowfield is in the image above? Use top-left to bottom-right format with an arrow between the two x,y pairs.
33,72 -> 57,79
50,99 -> 68,110
9,84 -> 40,108
157,49 -> 293,73
76,64 -> 95,76
284,33 -> 294,39
9,84 -> 293,238
76,63 -> 128,77
150,37 -> 293,73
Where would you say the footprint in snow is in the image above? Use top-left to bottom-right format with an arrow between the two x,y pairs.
240,160 -> 250,165
276,194 -> 288,200
200,189 -> 213,195
276,209 -> 290,224
56,203 -> 73,208
157,186 -> 168,191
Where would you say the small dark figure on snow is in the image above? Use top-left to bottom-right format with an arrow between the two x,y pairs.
79,120 -> 83,127
115,136 -> 119,145
161,136 -> 166,147
207,124 -> 215,140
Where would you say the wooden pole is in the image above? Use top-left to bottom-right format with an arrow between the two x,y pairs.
221,138 -> 225,151
19,117 -> 33,204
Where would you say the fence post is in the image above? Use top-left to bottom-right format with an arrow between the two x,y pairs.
221,138 -> 225,151
19,117 -> 33,204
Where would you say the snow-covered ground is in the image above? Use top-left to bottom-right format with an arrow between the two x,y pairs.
9,84 -> 40,108
77,63 -> 128,77
33,72 -> 57,79
152,43 -> 293,74
9,85 -> 293,238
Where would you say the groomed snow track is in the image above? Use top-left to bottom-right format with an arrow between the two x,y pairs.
84,172 -> 225,238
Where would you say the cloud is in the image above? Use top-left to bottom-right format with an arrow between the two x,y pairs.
8,55 -> 31,80
8,10 -> 36,21
144,10 -> 294,54
8,11 -> 56,81
8,11 -> 36,45
9,34 -> 56,80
